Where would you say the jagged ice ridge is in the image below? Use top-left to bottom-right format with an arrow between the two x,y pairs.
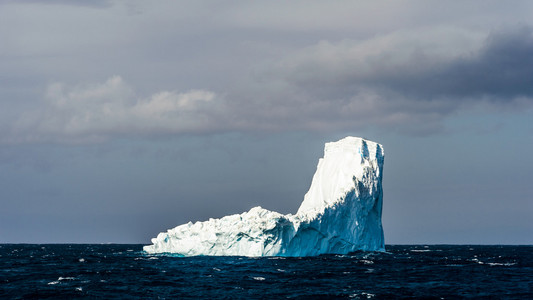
143,136 -> 385,256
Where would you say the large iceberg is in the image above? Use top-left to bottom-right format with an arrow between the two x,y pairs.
143,136 -> 385,256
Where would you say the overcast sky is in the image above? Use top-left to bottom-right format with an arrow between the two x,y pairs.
1,0 -> 532,244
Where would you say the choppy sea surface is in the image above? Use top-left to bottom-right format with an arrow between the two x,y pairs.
1,244 -> 531,299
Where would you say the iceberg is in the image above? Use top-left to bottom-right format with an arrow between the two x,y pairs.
143,136 -> 385,256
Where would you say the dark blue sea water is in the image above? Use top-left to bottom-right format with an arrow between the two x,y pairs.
1,244 -> 531,299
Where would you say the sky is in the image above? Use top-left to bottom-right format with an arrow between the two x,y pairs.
1,0 -> 532,244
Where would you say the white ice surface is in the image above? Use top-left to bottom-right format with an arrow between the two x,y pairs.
143,136 -> 385,256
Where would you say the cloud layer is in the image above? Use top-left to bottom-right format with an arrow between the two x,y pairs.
5,26 -> 532,143
2,0 -> 533,143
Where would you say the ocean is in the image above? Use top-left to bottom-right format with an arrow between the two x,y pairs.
1,244 -> 531,299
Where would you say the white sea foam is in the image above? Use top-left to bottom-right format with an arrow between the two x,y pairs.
350,292 -> 375,298
58,277 -> 76,281
487,262 -> 516,266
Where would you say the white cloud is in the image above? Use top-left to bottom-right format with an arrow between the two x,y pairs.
6,76 -> 224,143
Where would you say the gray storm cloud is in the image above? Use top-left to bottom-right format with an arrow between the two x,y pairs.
268,27 -> 533,130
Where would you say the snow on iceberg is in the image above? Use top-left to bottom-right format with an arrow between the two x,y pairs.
143,136 -> 385,256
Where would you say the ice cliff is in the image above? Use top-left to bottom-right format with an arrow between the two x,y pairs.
143,136 -> 385,256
